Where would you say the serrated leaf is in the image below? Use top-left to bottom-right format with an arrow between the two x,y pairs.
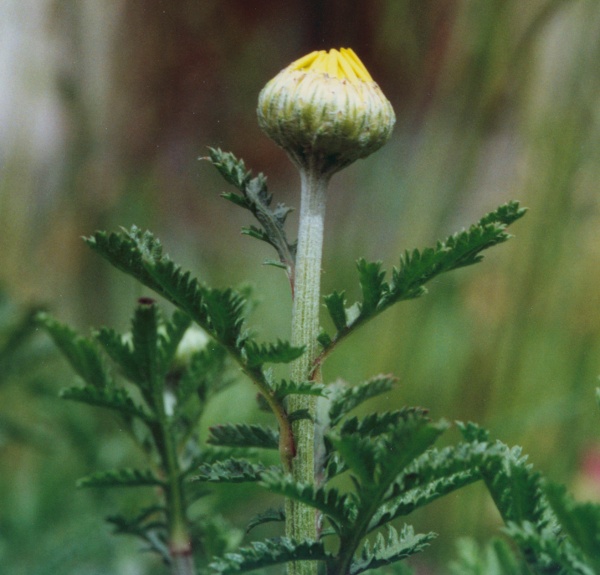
479,447 -> 543,525
368,470 -> 480,533
203,287 -> 246,347
207,423 -> 279,450
318,202 -> 526,357
357,259 -> 387,316
331,432 -> 378,485
78,468 -> 163,488
260,470 -> 358,531
37,313 -> 109,389
159,309 -> 193,369
206,147 -> 296,277
243,339 -> 305,368
208,538 -> 329,574
246,508 -> 286,534
351,525 -> 436,575
324,291 -> 348,332
329,376 -> 397,427
339,409 -> 429,439
270,379 -> 327,401
130,302 -> 161,388
192,459 -> 275,483
545,482 -> 600,571
387,201 -> 527,306
60,385 -> 153,422
85,226 -> 172,294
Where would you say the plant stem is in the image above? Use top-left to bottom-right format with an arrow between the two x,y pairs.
286,166 -> 329,575
151,386 -> 195,575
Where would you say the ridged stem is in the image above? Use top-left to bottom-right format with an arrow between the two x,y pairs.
286,165 -> 329,575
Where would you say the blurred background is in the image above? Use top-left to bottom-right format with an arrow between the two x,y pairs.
1,0 -> 600,573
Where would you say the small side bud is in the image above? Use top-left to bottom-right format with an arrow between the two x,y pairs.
257,48 -> 395,176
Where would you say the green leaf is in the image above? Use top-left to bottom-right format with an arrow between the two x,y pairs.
448,538 -> 527,575
357,259 -> 387,316
479,446 -> 543,526
37,313 -> 109,389
130,302 -> 161,388
319,202 -> 526,355
192,459 -> 274,483
368,470 -> 480,533
387,201 -> 527,306
203,287 -> 246,347
95,326 -> 139,383
159,309 -> 193,369
207,423 -> 279,450
85,227 -> 168,298
246,508 -> 286,534
329,376 -> 397,427
324,291 -> 348,332
270,379 -> 328,402
243,339 -> 305,368
206,148 -> 296,277
77,468 -> 163,488
260,470 -> 358,531
60,385 -> 153,423
208,538 -> 329,574
339,408 -> 429,439
545,482 -> 600,572
331,432 -> 378,485
350,525 -> 436,575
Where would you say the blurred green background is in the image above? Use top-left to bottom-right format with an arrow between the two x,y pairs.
1,0 -> 600,573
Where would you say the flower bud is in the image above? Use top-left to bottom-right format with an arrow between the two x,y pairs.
257,48 -> 395,175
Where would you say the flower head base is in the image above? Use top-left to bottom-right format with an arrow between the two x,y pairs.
257,48 -> 395,176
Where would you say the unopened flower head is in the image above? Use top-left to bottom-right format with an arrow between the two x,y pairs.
257,48 -> 395,175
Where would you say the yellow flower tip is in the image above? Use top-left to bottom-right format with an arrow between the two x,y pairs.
257,47 -> 395,175
288,47 -> 374,83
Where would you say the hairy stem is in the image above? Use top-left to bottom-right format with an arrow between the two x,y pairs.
150,386 -> 195,575
286,166 -> 329,575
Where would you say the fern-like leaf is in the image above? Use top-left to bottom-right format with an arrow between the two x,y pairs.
329,376 -> 397,427
36,313 -> 109,390
206,147 -> 296,278
77,468 -> 163,488
270,379 -> 328,402
243,339 -> 305,368
208,538 -> 329,574
318,202 -> 526,357
545,482 -> 600,572
350,525 -> 436,575
324,291 -> 348,332
246,508 -> 286,534
357,259 -> 387,315
207,423 -> 279,450
260,470 -> 358,531
60,385 -> 153,423
192,459 -> 275,483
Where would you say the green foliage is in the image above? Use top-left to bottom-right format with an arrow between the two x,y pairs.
48,151 -> 580,575
207,538 -> 328,574
243,339 -> 305,369
351,525 -> 436,575
206,147 -> 297,281
207,423 -> 279,450
38,302 -> 239,569
78,468 -> 164,488
193,459 -> 276,483
38,312 -> 110,390
319,201 -> 527,356
328,375 -> 397,427
448,538 -> 527,575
